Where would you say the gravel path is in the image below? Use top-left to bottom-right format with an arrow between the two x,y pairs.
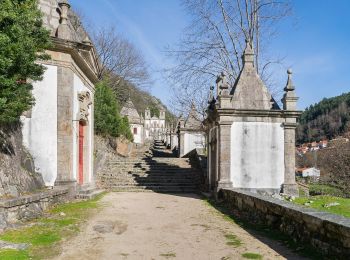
54,192 -> 306,260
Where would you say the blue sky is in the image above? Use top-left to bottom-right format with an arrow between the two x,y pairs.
70,0 -> 350,110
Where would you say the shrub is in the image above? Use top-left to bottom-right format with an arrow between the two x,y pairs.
94,82 -> 133,141
0,0 -> 50,126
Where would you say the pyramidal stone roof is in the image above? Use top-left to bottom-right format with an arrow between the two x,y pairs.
185,103 -> 202,129
120,98 -> 142,124
230,41 -> 278,110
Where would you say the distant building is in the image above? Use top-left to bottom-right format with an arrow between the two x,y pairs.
177,104 -> 206,157
144,108 -> 166,141
296,167 -> 320,178
120,98 -> 144,144
120,99 -> 166,143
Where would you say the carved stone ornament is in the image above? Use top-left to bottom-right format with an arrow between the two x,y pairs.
77,91 -> 92,124
216,72 -> 230,96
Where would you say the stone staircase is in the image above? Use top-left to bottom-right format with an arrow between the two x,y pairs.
76,185 -> 105,200
97,140 -> 201,193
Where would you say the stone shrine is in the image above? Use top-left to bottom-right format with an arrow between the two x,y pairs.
205,41 -> 301,196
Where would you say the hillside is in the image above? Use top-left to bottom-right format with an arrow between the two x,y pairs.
297,92 -> 350,143
115,80 -> 175,123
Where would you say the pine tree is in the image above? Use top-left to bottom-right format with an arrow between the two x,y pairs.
0,0 -> 51,126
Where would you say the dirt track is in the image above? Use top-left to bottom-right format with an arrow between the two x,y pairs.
53,192 -> 305,260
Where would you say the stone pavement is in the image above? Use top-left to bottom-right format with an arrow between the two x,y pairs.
54,192 -> 306,260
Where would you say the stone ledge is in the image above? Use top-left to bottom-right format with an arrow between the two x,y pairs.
222,188 -> 350,257
0,188 -> 68,208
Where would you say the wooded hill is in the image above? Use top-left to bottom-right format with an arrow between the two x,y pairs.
115,79 -> 175,123
297,92 -> 350,143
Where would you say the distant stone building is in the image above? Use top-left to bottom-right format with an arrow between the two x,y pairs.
120,98 -> 144,144
144,108 -> 166,141
177,104 -> 206,157
21,0 -> 99,188
205,41 -> 301,196
120,99 -> 166,143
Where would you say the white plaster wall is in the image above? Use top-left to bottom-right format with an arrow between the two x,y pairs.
184,132 -> 206,155
131,124 -> 143,144
22,65 -> 58,186
171,135 -> 178,149
73,75 -> 93,183
230,122 -> 284,189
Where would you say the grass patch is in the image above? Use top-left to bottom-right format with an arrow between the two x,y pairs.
309,184 -> 344,197
0,249 -> 29,260
203,197 -> 324,260
293,195 -> 350,218
241,252 -> 263,259
160,252 -> 176,258
224,234 -> 242,247
0,192 -> 106,259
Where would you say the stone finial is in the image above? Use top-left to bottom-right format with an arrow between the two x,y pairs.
178,116 -> 185,128
57,0 -> 72,40
208,86 -> 215,103
284,69 -> 295,91
82,36 -> 92,46
216,72 -> 230,96
242,39 -> 255,66
282,69 -> 298,110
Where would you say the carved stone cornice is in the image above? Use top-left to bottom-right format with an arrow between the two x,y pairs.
48,37 -> 100,85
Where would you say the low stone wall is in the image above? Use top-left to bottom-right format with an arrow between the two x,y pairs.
221,188 -> 350,258
0,187 -> 68,231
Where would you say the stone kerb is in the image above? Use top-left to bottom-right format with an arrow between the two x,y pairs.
221,189 -> 350,258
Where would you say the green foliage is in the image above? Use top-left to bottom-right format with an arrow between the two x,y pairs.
224,234 -> 242,247
94,82 -> 133,141
241,253 -> 263,259
297,92 -> 350,143
0,0 -> 51,126
0,192 -> 106,259
309,184 -> 344,197
0,250 -> 29,260
293,195 -> 350,218
149,104 -> 160,117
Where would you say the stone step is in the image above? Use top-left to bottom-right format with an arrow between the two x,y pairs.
110,186 -> 198,193
76,189 -> 104,200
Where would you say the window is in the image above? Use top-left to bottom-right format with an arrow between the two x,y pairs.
133,128 -> 137,134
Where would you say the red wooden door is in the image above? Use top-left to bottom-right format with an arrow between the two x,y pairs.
78,122 -> 84,185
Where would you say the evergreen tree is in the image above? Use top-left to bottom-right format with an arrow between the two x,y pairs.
0,0 -> 50,126
94,81 -> 133,141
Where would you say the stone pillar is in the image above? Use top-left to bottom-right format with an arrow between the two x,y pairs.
281,69 -> 300,196
216,122 -> 232,190
56,67 -> 74,185
282,122 -> 298,196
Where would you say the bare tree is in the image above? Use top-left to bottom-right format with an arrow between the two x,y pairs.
166,0 -> 291,117
93,26 -> 151,89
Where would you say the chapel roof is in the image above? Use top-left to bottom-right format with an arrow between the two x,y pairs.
120,98 -> 142,124
230,40 -> 279,110
185,103 -> 202,129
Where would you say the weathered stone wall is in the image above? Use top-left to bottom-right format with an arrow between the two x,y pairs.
230,121 -> 284,191
0,126 -> 45,198
221,189 -> 350,258
0,188 -> 68,232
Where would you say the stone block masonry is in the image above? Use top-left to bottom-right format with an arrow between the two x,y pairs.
221,189 -> 350,258
0,188 -> 68,231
